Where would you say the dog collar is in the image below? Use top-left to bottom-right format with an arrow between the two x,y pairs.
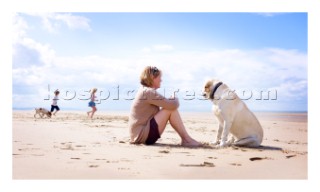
210,82 -> 223,100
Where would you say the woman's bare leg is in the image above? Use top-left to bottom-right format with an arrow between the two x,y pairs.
154,109 -> 201,147
87,107 -> 97,118
87,110 -> 92,117
90,106 -> 97,118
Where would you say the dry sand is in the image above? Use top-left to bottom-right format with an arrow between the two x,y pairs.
12,110 -> 307,179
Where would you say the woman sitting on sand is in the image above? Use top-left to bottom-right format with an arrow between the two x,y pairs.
128,66 -> 201,147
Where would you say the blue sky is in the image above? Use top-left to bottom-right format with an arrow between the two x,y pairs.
12,12 -> 307,112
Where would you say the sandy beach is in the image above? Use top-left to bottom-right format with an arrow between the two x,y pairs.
12,110 -> 307,179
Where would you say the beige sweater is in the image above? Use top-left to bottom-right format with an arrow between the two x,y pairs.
128,86 -> 179,144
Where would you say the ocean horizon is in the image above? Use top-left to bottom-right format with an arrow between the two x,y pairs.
12,107 -> 308,114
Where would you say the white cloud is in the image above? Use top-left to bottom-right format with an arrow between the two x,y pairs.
13,67 -> 46,86
12,13 -> 28,44
153,44 -> 174,52
271,80 -> 307,100
12,47 -> 307,111
13,13 -> 56,68
13,47 -> 307,95
21,12 -> 91,33
142,44 -> 174,53
53,13 -> 91,31
141,47 -> 151,53
52,56 -> 140,86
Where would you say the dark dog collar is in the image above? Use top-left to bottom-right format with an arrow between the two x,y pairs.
210,82 -> 223,100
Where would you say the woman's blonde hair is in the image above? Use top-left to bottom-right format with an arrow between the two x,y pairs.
91,88 -> 97,94
140,66 -> 161,87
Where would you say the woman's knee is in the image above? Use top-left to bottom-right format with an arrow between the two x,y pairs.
154,108 -> 175,120
154,109 -> 178,130
161,108 -> 177,114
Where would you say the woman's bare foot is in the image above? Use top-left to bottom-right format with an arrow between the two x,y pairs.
181,138 -> 202,147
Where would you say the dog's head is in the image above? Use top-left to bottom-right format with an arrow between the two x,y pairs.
46,111 -> 52,118
202,79 -> 222,100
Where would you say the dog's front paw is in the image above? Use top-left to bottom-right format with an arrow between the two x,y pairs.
210,140 -> 220,146
226,137 -> 235,145
218,141 -> 229,148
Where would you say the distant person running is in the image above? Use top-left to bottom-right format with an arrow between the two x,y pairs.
51,89 -> 60,116
87,88 -> 98,119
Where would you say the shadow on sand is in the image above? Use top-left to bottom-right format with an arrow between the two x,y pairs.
232,145 -> 283,151
151,143 -> 283,151
152,142 -> 215,149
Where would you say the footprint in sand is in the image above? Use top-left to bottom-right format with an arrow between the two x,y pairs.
31,154 -> 44,156
249,157 -> 272,161
106,160 -> 119,163
288,140 -> 300,145
75,145 -> 86,148
180,161 -> 215,167
286,155 -> 297,159
159,150 -> 170,154
241,149 -> 247,152
60,143 -> 74,150
118,167 -> 130,170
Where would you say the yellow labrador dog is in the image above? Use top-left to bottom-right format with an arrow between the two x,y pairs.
202,79 -> 263,148
34,108 -> 52,118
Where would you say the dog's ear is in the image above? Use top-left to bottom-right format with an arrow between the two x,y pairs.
204,79 -> 214,89
211,78 -> 218,84
203,78 -> 212,85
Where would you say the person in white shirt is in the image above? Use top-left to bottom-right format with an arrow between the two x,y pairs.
51,89 -> 60,116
